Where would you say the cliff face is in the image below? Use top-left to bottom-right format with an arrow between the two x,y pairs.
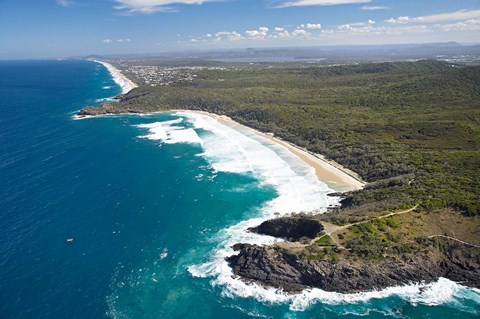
249,217 -> 324,241
226,243 -> 480,293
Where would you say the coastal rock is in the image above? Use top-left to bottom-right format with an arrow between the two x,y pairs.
327,192 -> 348,198
226,242 -> 480,293
248,217 -> 324,241
77,103 -> 144,117
227,244 -> 308,292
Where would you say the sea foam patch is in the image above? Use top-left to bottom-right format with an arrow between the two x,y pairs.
136,118 -> 202,145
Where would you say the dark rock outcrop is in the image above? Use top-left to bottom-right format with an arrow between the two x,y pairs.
226,242 -> 480,293
248,217 -> 323,241
77,104 -> 145,117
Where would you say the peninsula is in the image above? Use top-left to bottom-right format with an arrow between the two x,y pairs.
79,58 -> 480,293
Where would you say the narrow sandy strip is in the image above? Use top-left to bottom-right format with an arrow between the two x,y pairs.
180,110 -> 366,192
93,60 -> 138,94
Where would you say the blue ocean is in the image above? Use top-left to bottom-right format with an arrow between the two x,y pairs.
0,60 -> 479,319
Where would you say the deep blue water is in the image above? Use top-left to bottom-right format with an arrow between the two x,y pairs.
0,60 -> 479,319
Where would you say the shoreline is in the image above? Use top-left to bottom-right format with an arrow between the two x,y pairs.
177,110 -> 365,193
92,60 -> 138,94
74,111 -> 480,300
76,108 -> 365,192
76,106 -> 367,193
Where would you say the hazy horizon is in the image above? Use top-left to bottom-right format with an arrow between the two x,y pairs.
1,0 -> 480,59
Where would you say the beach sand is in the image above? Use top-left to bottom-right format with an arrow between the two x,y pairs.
93,60 -> 138,94
85,62 -> 365,192
184,110 -> 366,192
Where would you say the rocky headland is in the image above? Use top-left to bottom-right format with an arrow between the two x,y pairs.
248,216 -> 324,241
227,216 -> 480,293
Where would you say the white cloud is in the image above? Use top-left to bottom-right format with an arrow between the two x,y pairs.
415,9 -> 480,23
202,25 -> 316,43
337,24 -> 352,30
103,38 -> 131,43
306,23 -> 322,29
186,12 -> 480,47
245,27 -> 269,38
440,19 -> 480,32
360,5 -> 387,11
114,0 -> 219,14
291,29 -> 311,37
338,20 -> 375,29
215,31 -> 243,41
57,0 -> 73,7
276,0 -> 371,8
273,27 -> 290,38
386,16 -> 410,24
330,23 -> 433,36
386,9 -> 480,24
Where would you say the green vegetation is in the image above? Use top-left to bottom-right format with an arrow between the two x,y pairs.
102,60 -> 480,218
302,245 -> 340,261
315,234 -> 333,246
345,218 -> 412,259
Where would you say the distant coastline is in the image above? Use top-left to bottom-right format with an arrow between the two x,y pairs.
92,60 -> 137,94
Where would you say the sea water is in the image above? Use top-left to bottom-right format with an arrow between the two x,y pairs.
0,60 -> 478,319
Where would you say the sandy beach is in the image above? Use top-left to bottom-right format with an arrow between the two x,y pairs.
183,110 -> 366,192
82,61 -> 365,192
93,60 -> 138,94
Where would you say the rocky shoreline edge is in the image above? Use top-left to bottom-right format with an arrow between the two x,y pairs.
226,216 -> 480,294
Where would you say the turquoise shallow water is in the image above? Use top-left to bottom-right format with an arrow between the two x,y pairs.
0,60 -> 479,319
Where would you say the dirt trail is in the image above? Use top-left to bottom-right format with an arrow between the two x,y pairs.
428,235 -> 480,248
276,205 -> 480,252
313,205 -> 420,248
276,205 -> 419,250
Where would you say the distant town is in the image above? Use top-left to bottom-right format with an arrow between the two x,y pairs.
113,61 -> 231,86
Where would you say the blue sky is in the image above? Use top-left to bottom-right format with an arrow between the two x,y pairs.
1,0 -> 480,58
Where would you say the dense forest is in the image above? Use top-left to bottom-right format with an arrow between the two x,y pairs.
85,60 -> 480,218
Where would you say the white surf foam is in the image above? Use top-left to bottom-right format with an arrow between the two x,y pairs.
136,118 -> 202,145
177,112 -> 337,215
136,112 -> 480,312
94,60 -> 137,94
159,248 -> 168,260
95,97 -> 115,103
